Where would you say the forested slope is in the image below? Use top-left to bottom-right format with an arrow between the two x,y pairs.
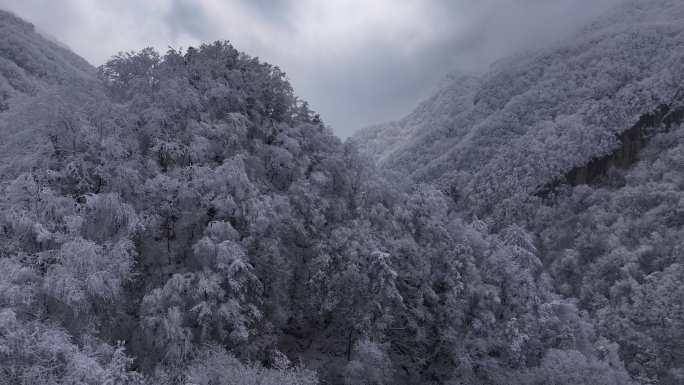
353,0 -> 684,383
355,73 -> 481,166
530,121 -> 684,384
0,3 -> 680,385
356,0 -> 684,216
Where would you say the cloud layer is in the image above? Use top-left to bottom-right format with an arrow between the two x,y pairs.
0,0 -> 623,137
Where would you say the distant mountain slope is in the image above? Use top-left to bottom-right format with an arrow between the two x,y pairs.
354,73 -> 480,165
0,10 -> 94,103
355,0 -> 684,212
0,9 -> 102,179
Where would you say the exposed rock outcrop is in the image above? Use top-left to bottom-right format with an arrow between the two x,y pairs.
536,102 -> 684,197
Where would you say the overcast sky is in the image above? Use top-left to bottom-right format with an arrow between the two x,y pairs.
1,0 -> 623,137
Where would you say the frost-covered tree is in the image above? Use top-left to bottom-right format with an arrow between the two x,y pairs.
4,4 -> 683,384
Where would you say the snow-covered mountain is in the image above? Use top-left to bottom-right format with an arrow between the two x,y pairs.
356,0 -> 684,211
355,73 -> 481,166
352,2 -> 684,382
0,10 -> 102,179
4,2 -> 684,384
0,10 -> 94,96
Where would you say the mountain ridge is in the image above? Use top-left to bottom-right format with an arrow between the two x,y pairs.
355,0 -> 684,214
2,3 -> 684,384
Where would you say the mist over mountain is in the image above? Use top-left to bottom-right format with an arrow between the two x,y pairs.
356,0 -> 684,203
2,1 -> 684,384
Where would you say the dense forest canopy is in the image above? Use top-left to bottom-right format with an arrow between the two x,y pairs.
2,0 -> 684,384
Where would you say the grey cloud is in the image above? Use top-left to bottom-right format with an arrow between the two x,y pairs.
245,0 -> 293,24
0,0 -> 625,138
259,0 -> 625,136
166,0 -> 213,40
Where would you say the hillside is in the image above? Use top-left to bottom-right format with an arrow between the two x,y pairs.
356,0 -> 684,214
353,0 -> 684,383
2,3 -> 684,385
0,10 -> 102,180
355,73 -> 481,166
